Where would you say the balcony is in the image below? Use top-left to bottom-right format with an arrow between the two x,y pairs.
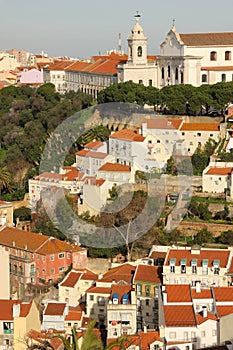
4,330 -> 13,334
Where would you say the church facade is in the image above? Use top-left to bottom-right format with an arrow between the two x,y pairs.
118,16 -> 233,88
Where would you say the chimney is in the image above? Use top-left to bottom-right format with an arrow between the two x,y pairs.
143,325 -> 147,333
202,306 -> 207,318
98,273 -> 103,280
13,303 -> 20,318
195,282 -> 201,293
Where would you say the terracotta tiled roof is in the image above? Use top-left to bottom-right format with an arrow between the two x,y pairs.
84,141 -> 104,149
164,305 -> 196,326
86,286 -> 111,294
36,172 -> 62,181
45,61 -> 73,71
65,306 -> 82,321
96,179 -> 105,186
201,66 -> 233,71
60,272 -> 82,287
62,168 -> 81,181
92,53 -> 128,61
110,284 -> 132,303
110,129 -> 145,141
214,287 -> 233,301
165,285 -> 192,303
192,289 -> 213,299
0,300 -> 32,320
77,268 -> 98,281
180,122 -> 220,131
0,227 -> 83,254
76,149 -> 108,159
134,265 -> 162,284
196,311 -> 217,325
64,61 -> 90,72
180,32 -> 233,46
108,331 -> 161,350
98,162 -> 131,172
149,251 -> 167,260
44,303 -> 66,316
100,263 -> 136,283
165,248 -> 230,268
27,329 -> 64,350
217,305 -> 233,317
205,167 -> 233,175
0,200 -> 11,205
142,118 -> 183,130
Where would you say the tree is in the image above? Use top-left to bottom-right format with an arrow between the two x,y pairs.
193,227 -> 213,246
217,230 -> 233,245
165,156 -> 177,175
0,166 -> 12,198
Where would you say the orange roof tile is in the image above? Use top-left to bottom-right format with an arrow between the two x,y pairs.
37,172 -> 62,181
165,285 -> 192,303
217,305 -> 233,317
149,251 -> 167,260
134,265 -> 162,284
108,331 -> 161,350
44,303 -> 66,316
100,263 -> 136,283
180,32 -> 233,46
84,141 -> 104,149
60,272 -> 82,287
0,300 -> 32,320
65,306 -> 82,321
110,284 -> 132,303
180,123 -> 220,131
110,129 -> 145,141
192,289 -> 213,299
98,162 -> 131,172
196,311 -> 217,325
86,286 -> 111,294
0,227 -> 83,254
76,149 -> 108,159
64,61 -> 90,72
45,61 -> 73,71
164,305 -> 196,326
142,118 -> 182,130
205,167 -> 233,175
214,287 -> 233,301
201,66 -> 233,71
165,248 -> 230,268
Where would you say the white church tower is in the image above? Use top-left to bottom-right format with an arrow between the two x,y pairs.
117,13 -> 158,86
127,12 -> 147,65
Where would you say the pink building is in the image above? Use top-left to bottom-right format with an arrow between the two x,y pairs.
19,68 -> 44,85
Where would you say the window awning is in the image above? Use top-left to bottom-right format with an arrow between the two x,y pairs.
202,259 -> 209,266
180,258 -> 187,265
170,258 -> 176,266
213,259 -> 220,267
191,259 -> 198,266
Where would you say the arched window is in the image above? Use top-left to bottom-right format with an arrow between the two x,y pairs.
222,74 -> 226,82
210,51 -> 217,61
180,71 -> 184,84
202,74 -> 207,83
161,67 -> 165,80
175,67 -> 178,81
168,65 -> 171,78
225,51 -> 231,60
137,46 -> 142,57
129,46 -> 132,58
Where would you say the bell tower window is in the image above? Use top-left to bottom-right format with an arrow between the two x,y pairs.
138,46 -> 142,57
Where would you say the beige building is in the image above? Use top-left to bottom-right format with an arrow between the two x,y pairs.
0,200 -> 13,227
202,161 -> 233,195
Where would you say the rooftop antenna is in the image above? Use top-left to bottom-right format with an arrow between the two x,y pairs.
118,33 -> 122,52
172,18 -> 176,28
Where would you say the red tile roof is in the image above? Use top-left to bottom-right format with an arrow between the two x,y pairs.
86,286 -> 111,294
165,248 -> 230,268
180,32 -> 233,46
84,141 -> 104,149
0,227 -> 83,254
37,172 -> 62,181
192,289 -> 213,299
214,287 -> 233,301
27,329 -> 64,350
65,306 -> 82,321
108,331 -> 161,350
98,162 -> 131,172
110,284 -> 132,303
142,118 -> 183,130
201,66 -> 233,71
134,265 -> 162,284
62,168 -> 81,181
45,61 -> 73,71
100,263 -> 136,283
164,305 -> 196,327
76,150 -> 108,159
196,311 -> 217,325
180,123 -> 220,131
64,61 -> 90,72
44,303 -> 66,316
205,167 -> 233,176
110,129 -> 145,142
165,285 -> 192,303
60,272 -> 82,287
217,306 -> 233,317
0,300 -> 32,320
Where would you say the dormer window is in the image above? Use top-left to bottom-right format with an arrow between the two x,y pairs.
191,259 -> 198,274
213,259 -> 220,275
180,259 -> 187,274
170,258 -> 176,273
202,259 -> 208,275
138,46 -> 142,57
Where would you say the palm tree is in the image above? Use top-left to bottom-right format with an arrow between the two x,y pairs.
0,166 -> 12,199
105,335 -> 132,350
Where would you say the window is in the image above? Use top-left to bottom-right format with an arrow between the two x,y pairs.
68,322 -> 71,326
175,67 -> 178,80
202,74 -> 207,83
138,46 -> 142,57
197,132 -> 201,137
59,266 -> 65,272
145,285 -> 150,296
168,65 -> 171,78
180,71 -> 184,84
201,331 -> 206,337
90,294 -> 94,301
212,329 -> 217,336
139,80 -> 143,84
184,332 -> 188,340
191,331 -> 196,340
202,259 -> 208,275
42,269 -> 46,275
161,67 -> 165,80
149,79 -> 153,86
50,268 -> 55,274
222,74 -> 226,82
170,258 -> 176,273
169,332 -> 176,339
180,259 -> 187,274
146,299 -> 149,306
182,132 -> 185,136
210,51 -> 217,61
42,256 -> 46,262
154,345 -> 159,350
136,284 -> 142,296
192,265 -> 197,274
58,253 -> 65,259
225,51 -> 231,60
50,255 -> 54,261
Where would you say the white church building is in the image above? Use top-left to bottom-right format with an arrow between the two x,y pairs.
118,15 -> 233,88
